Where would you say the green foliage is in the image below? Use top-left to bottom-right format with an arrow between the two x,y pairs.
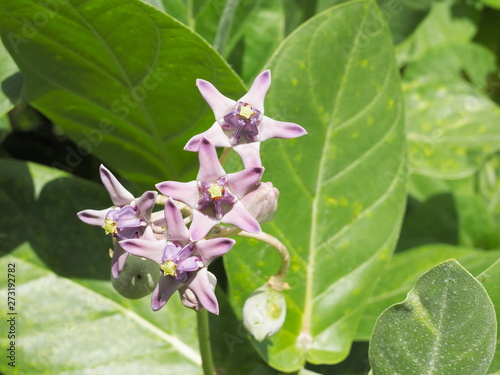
224,0 -> 406,371
369,260 -> 497,375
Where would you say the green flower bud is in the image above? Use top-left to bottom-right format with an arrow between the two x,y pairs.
112,255 -> 160,299
243,284 -> 286,341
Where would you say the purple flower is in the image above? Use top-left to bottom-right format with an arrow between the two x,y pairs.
120,199 -> 235,314
77,165 -> 157,278
157,138 -> 263,241
184,70 -> 307,167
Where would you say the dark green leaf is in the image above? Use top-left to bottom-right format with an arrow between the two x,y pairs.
0,0 -> 245,190
369,259 -> 497,375
356,245 -> 500,340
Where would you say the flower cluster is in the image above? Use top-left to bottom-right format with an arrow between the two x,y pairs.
78,70 -> 306,315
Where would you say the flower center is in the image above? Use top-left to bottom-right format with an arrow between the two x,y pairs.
102,218 -> 117,236
239,103 -> 255,120
207,182 -> 224,200
160,259 -> 178,277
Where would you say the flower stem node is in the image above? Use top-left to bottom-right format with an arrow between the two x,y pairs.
243,284 -> 287,342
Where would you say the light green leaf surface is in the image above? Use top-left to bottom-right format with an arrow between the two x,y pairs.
477,259 -> 500,374
0,160 -> 203,374
482,0 -> 500,9
403,43 -> 497,91
396,0 -> 479,65
224,0 -> 406,371
369,259 -> 497,375
356,245 -> 500,340
405,76 -> 500,179
317,0 -> 433,44
0,0 -> 245,189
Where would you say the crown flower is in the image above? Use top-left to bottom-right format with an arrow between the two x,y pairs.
157,138 -> 263,241
77,164 -> 157,278
184,70 -> 307,167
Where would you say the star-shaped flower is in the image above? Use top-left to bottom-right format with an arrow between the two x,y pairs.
184,70 -> 307,167
77,165 -> 157,278
120,199 -> 235,314
157,138 -> 263,241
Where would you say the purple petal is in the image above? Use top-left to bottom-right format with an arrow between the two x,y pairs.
196,139 -> 226,182
151,275 -> 183,311
223,201 -> 261,233
184,123 -> 231,152
196,79 -> 236,120
196,238 -> 235,265
227,167 -> 264,199
99,165 -> 135,206
239,70 -> 271,113
233,142 -> 262,168
135,191 -> 157,222
164,198 -> 190,242
259,117 -> 308,142
119,238 -> 165,264
190,210 -> 220,241
177,256 -> 201,272
111,243 -> 128,279
140,225 -> 157,241
186,268 -> 219,314
156,180 -> 199,208
77,208 -> 110,226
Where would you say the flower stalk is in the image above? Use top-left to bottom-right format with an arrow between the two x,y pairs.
197,309 -> 217,375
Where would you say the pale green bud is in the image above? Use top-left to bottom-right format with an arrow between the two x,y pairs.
243,285 -> 286,341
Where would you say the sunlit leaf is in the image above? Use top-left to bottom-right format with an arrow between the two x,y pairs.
225,0 -> 406,371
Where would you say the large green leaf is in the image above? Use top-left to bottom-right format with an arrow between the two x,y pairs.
405,76 -> 500,179
0,39 -> 19,142
356,245 -> 500,340
224,0 -> 406,371
317,0 -> 433,44
0,0 -> 245,189
0,160 -> 204,374
369,259 -> 497,375
477,259 -> 500,374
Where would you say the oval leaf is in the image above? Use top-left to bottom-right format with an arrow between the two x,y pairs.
369,259 -> 497,375
0,0 -> 245,188
224,0 -> 407,371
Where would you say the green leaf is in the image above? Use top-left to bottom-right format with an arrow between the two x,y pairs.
0,0 -> 245,189
0,160 -> 204,374
477,259 -> 500,373
356,245 -> 500,340
482,0 -> 500,9
403,43 -> 497,91
369,259 -> 497,375
317,0 -> 433,44
396,0 -> 480,65
0,39 -> 18,115
224,0 -> 407,371
405,76 -> 500,179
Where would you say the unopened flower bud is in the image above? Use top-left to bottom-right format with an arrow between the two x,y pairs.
240,182 -> 279,223
243,284 -> 286,341
112,255 -> 160,299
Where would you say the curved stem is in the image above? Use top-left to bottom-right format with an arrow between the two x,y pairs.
219,147 -> 232,166
197,309 -> 217,375
237,231 -> 290,288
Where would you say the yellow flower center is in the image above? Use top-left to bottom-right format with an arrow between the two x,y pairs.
102,218 -> 117,236
207,182 -> 224,199
160,259 -> 177,277
239,103 -> 255,120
